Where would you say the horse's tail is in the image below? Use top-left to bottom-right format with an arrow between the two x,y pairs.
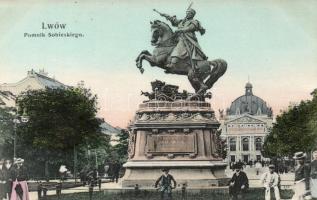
205,59 -> 227,88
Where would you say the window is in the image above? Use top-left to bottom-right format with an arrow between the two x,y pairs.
243,155 -> 249,163
230,155 -> 236,162
229,138 -> 236,151
255,138 -> 262,151
242,138 -> 249,151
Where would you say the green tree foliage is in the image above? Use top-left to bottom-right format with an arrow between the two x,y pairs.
112,129 -> 129,163
0,107 -> 15,158
15,86 -> 108,178
263,90 -> 317,157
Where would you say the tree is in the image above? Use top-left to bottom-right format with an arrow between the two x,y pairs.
16,86 -> 107,178
0,107 -> 15,158
112,129 -> 129,163
263,90 -> 317,157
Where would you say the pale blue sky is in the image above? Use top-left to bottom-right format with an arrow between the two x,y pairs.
0,0 -> 316,127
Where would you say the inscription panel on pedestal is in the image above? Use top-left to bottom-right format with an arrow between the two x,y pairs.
146,134 -> 197,154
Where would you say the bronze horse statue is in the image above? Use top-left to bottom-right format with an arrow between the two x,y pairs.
136,20 -> 227,96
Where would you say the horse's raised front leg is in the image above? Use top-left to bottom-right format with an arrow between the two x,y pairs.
135,50 -> 152,74
205,59 -> 227,88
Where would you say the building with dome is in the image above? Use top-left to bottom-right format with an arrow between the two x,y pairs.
221,82 -> 273,164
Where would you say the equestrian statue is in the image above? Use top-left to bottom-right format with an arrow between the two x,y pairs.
136,4 -> 227,98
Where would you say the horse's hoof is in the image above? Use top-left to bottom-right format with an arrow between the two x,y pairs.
140,68 -> 144,74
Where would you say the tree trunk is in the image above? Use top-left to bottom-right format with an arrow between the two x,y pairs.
74,145 -> 77,183
45,160 -> 49,182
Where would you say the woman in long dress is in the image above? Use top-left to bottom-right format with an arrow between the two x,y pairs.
10,158 -> 29,200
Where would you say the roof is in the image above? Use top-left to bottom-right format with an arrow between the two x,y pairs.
100,121 -> 121,135
227,82 -> 272,117
0,91 -> 16,108
0,69 -> 66,107
35,72 -> 65,89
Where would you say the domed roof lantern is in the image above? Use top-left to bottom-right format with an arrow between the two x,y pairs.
245,82 -> 253,96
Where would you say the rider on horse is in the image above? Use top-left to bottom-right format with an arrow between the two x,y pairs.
158,7 -> 207,70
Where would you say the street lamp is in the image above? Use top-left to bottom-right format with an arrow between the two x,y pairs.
13,108 -> 29,159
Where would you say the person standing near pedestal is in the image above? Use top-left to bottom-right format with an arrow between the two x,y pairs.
155,168 -> 176,200
310,149 -> 317,198
292,152 -> 310,200
261,164 -> 281,200
229,163 -> 249,200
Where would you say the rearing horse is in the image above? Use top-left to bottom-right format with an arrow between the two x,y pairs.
136,20 -> 227,96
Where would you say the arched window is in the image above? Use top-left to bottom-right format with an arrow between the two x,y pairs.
255,138 -> 262,151
229,138 -> 236,151
242,138 -> 249,151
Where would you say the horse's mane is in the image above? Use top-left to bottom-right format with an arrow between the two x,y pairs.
154,20 -> 173,33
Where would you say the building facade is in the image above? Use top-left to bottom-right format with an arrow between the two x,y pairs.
0,69 -> 65,108
221,82 -> 273,164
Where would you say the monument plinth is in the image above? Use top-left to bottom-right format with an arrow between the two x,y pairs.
122,100 -> 228,188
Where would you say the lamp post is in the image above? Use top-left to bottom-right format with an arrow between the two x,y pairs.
13,108 -> 29,159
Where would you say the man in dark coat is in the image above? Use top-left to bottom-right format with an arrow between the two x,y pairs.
2,159 -> 13,200
155,168 -> 177,200
112,161 -> 121,183
229,163 -> 249,200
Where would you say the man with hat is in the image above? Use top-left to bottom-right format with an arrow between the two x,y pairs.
229,163 -> 249,200
292,152 -> 311,200
159,4 -> 207,70
260,164 -> 281,200
155,168 -> 176,199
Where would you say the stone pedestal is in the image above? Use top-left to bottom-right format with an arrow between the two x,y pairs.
121,100 -> 227,188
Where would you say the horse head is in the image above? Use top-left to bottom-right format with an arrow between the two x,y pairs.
150,20 -> 174,46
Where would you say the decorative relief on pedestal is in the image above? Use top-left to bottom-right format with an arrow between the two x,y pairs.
128,131 -> 136,159
183,128 -> 190,134
135,110 -> 216,123
139,113 -> 149,121
165,113 -> 177,121
149,113 -> 161,121
192,113 -> 205,121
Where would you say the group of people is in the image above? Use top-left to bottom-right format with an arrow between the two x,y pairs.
0,158 -> 29,200
154,150 -> 317,200
228,150 -> 317,200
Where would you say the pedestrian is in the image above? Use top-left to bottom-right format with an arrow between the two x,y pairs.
0,159 -> 6,200
229,163 -> 249,200
292,152 -> 311,200
104,162 -> 110,178
59,165 -> 68,182
112,161 -> 121,183
255,161 -> 262,176
310,149 -> 317,198
260,164 -> 281,200
10,158 -> 30,200
2,159 -> 13,200
155,168 -> 176,200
